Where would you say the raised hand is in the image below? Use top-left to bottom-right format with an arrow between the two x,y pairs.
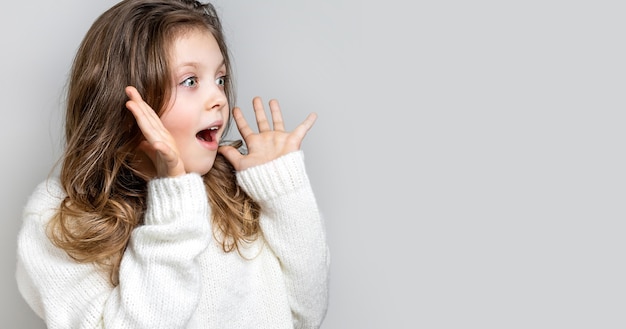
125,86 -> 185,178
219,96 -> 316,172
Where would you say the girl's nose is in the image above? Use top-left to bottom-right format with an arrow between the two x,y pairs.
204,83 -> 227,112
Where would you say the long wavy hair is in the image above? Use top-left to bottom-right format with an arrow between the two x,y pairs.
47,0 -> 260,286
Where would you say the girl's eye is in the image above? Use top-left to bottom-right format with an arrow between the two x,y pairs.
215,76 -> 227,87
180,76 -> 198,87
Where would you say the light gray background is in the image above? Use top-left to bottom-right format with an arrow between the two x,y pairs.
2,1 -> 624,328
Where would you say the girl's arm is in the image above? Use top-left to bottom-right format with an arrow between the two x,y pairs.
237,151 -> 330,328
220,97 -> 327,327
16,174 -> 210,329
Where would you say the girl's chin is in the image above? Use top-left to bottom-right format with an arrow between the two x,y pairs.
185,160 -> 216,176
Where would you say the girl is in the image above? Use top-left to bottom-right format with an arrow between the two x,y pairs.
16,0 -> 329,328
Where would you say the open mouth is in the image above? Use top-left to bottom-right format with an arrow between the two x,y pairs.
196,126 -> 219,143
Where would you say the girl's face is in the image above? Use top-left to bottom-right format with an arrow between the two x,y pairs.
160,28 -> 229,176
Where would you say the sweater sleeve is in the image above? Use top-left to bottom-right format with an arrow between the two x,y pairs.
16,174 -> 211,329
236,151 -> 330,329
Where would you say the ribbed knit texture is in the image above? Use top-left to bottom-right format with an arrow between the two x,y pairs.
16,151 -> 329,329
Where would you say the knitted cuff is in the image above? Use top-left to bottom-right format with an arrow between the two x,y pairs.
236,151 -> 308,201
145,173 -> 208,225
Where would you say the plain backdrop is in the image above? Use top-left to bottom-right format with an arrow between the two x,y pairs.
2,1 -> 625,328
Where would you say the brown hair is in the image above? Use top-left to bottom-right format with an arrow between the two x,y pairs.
48,0 -> 260,286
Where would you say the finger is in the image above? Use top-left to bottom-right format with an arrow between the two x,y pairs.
252,96 -> 271,132
138,140 -> 175,164
125,85 -> 139,100
218,145 -> 243,167
127,101 -> 162,143
268,99 -> 285,131
125,86 -> 153,118
126,88 -> 159,120
125,86 -> 165,142
291,112 -> 318,140
141,140 -> 183,176
152,141 -> 178,164
125,87 -> 154,122
232,107 -> 255,139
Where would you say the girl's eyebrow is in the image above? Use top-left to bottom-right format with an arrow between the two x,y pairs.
175,59 -> 225,71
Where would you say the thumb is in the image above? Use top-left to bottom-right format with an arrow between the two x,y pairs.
218,145 -> 242,166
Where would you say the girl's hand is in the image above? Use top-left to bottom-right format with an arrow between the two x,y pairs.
219,96 -> 317,171
125,86 -> 186,178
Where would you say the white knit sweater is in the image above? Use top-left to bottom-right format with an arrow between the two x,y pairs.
16,151 -> 329,329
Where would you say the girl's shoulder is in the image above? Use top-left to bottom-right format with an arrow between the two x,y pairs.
23,177 -> 65,219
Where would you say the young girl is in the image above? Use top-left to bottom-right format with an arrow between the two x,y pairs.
16,0 -> 329,328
